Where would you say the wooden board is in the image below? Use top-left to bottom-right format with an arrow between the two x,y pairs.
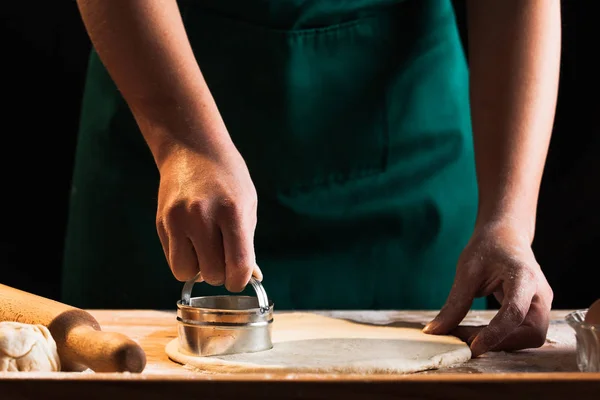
1,310 -> 599,399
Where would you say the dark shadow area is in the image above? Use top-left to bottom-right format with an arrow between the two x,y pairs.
531,0 -> 594,310
0,2 -> 91,301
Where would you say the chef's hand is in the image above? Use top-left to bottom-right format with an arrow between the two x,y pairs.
155,143 -> 262,292
423,221 -> 553,357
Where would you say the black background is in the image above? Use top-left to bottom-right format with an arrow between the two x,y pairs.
0,1 -> 591,309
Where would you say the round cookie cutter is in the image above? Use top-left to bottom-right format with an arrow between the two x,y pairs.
176,273 -> 274,357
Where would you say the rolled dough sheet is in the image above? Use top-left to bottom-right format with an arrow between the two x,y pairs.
166,312 -> 471,374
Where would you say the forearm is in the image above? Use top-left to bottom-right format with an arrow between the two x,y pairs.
466,0 -> 561,241
76,0 -> 230,167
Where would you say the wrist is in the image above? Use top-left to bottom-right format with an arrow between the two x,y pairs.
145,125 -> 233,171
131,98 -> 234,170
474,206 -> 536,245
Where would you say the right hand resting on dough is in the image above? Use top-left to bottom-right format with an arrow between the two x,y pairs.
156,143 -> 262,292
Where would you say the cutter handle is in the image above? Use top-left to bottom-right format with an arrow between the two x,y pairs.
181,274 -> 270,312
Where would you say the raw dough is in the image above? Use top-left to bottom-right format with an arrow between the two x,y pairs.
166,312 -> 471,374
0,321 -> 61,372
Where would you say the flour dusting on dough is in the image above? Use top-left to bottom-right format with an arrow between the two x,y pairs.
166,313 -> 471,374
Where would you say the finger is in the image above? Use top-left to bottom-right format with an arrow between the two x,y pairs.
167,231 -> 200,282
220,218 -> 256,293
449,290 -> 551,353
156,218 -> 170,262
187,218 -> 226,286
470,276 -> 536,357
423,278 -> 477,335
450,325 -> 484,345
163,204 -> 200,281
252,264 -> 264,281
488,325 -> 545,352
488,293 -> 551,352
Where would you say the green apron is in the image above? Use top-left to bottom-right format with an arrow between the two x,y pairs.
62,0 -> 484,311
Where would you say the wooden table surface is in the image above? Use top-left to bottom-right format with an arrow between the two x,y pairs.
1,309 -> 599,399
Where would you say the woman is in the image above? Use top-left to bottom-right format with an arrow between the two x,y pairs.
63,0 -> 560,357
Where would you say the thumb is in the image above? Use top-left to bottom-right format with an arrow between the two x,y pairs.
252,264 -> 264,281
423,278 -> 476,335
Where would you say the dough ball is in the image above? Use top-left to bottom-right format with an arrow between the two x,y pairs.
0,321 -> 61,372
585,299 -> 600,325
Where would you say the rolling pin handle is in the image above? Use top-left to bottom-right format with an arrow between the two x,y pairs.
65,325 -> 147,373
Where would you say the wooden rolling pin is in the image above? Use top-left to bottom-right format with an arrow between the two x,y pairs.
0,284 -> 146,373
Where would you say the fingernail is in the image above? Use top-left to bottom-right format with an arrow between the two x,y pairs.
253,264 -> 263,281
470,337 -> 486,358
422,321 -> 438,334
467,333 -> 478,345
